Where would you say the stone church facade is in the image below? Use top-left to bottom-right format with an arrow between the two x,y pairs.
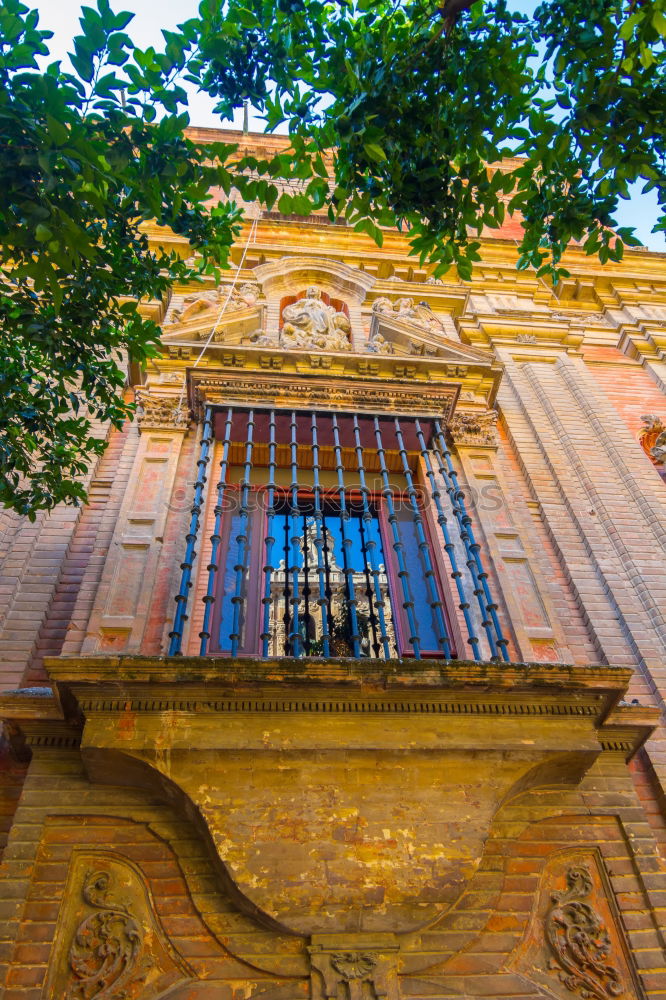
1,129 -> 666,998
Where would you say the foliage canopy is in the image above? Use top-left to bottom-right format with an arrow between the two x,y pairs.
0,0 -> 664,515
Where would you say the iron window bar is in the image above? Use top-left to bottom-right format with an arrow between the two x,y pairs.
168,405 -> 507,663
433,420 -> 509,661
168,405 -> 213,656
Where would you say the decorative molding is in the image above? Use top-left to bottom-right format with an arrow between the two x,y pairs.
545,864 -> 622,1000
189,371 -> 457,421
639,414 -> 666,465
75,696 -> 599,717
516,333 -> 537,344
134,391 -> 189,431
65,869 -> 151,999
253,255 -> 376,301
448,409 -> 500,448
509,851 -> 645,1000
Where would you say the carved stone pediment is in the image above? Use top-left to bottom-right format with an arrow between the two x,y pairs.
162,282 -> 266,347
368,310 -> 497,368
167,282 -> 263,325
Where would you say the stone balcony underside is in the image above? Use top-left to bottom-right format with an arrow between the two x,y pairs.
3,657 -> 657,943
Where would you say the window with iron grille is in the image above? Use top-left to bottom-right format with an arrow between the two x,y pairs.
169,406 -> 508,662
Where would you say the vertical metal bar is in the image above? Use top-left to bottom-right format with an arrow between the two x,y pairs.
321,506 -> 334,632
288,411 -> 302,657
394,417 -> 451,658
357,510 -> 380,658
310,412 -> 331,657
229,409 -> 254,656
434,421 -> 509,660
282,506 -> 291,655
199,407 -> 233,655
373,416 -> 421,659
331,414 -> 361,657
352,415 -> 391,659
301,509 -> 311,654
260,410 -> 277,657
414,418 -> 481,661
169,405 -> 213,656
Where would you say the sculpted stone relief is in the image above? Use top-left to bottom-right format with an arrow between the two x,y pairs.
168,282 -> 262,325
640,414 -> 666,465
65,869 -> 151,999
372,296 -> 445,335
545,864 -> 623,1000
448,409 -> 500,448
48,854 -> 191,1000
134,390 -> 188,430
252,286 -> 352,352
509,852 -> 642,1000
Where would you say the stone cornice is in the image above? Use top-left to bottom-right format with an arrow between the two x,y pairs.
187,369 -> 460,421
28,656 -> 652,761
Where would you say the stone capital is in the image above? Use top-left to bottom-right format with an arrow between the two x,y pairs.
448,408 -> 500,449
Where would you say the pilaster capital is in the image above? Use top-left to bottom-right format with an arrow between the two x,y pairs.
448,408 -> 500,449
134,389 -> 190,432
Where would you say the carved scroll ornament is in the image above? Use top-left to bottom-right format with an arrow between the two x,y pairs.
66,869 -> 152,999
640,414 -> 666,465
546,864 -> 622,1000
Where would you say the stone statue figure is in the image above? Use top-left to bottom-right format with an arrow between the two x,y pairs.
251,286 -> 352,352
366,331 -> 394,355
281,286 -> 351,350
169,282 -> 261,324
372,295 -> 444,334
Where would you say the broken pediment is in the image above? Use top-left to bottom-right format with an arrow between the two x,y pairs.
368,302 -> 497,367
162,281 -> 266,345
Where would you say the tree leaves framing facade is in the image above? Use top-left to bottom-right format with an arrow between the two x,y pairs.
0,0 -> 664,515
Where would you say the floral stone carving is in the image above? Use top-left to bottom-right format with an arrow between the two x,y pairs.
135,390 -> 189,430
46,854 -> 192,1000
546,865 -> 622,1000
252,286 -> 352,352
310,938 -> 399,1000
509,852 -> 642,1000
66,869 -> 151,999
640,414 -> 666,465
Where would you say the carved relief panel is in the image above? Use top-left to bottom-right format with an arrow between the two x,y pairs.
509,851 -> 645,1000
45,852 -> 193,999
